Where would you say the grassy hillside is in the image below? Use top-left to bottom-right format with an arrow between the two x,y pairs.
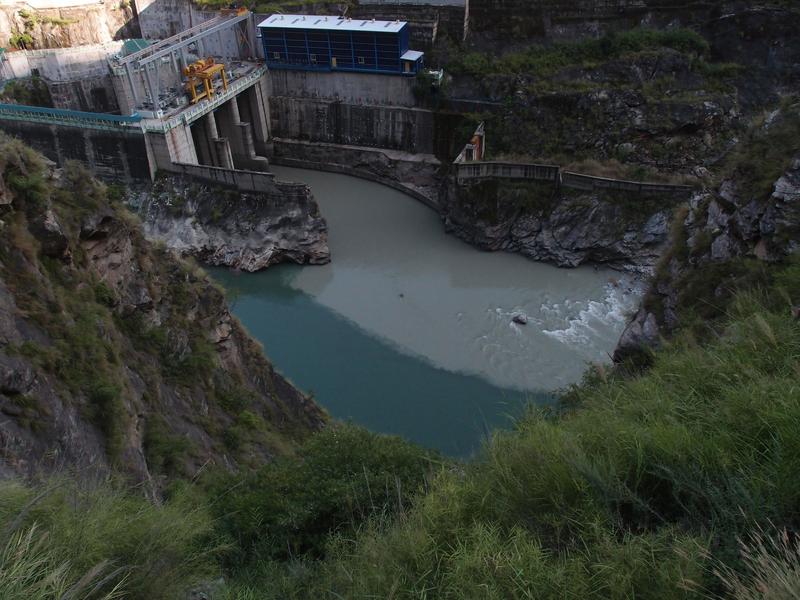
220,259 -> 800,599
2,257 -> 798,598
0,135 -> 323,483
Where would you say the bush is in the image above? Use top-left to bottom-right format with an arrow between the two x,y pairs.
448,28 -> 709,78
206,423 -> 438,566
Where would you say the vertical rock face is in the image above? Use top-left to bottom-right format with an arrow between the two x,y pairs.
0,1 -> 139,49
136,176 -> 330,272
0,143 -> 325,487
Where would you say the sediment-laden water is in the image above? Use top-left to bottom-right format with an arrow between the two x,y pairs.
210,166 -> 643,455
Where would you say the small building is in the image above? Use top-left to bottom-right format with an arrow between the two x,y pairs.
258,14 -> 425,76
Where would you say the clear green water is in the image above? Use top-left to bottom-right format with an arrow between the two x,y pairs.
209,167 -> 642,456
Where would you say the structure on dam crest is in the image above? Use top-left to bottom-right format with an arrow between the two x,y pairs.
0,9 -> 431,187
259,14 -> 424,75
0,9 -> 272,180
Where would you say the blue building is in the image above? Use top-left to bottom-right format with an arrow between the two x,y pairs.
258,15 -> 424,76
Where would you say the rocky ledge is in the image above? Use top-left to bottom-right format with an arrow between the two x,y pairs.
440,178 -> 682,271
136,176 -> 330,271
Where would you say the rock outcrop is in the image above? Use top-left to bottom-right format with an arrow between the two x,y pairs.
613,106 -> 800,360
440,178 -> 680,270
137,176 -> 330,272
0,1 -> 138,49
0,144 -> 325,486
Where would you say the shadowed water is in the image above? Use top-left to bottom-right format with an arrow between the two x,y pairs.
209,166 -> 642,455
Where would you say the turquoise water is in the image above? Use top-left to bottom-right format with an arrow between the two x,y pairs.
211,266 -> 537,456
209,167 -> 642,456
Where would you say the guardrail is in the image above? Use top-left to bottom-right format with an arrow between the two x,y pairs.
561,171 -> 693,196
454,121 -> 694,196
455,161 -> 560,184
140,65 -> 268,133
0,103 -> 143,132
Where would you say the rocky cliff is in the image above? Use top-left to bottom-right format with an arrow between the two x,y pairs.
614,101 -> 800,361
440,178 -> 682,271
136,175 -> 330,272
0,1 -> 138,49
0,138 -> 325,487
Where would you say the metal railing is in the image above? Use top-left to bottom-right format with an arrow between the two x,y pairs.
454,121 -> 694,196
455,161 -> 560,184
140,65 -> 268,133
0,103 -> 143,132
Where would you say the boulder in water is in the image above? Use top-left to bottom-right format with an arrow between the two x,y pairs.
512,313 -> 528,325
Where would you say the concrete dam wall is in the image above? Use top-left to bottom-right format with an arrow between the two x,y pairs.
269,97 -> 437,155
0,120 -> 149,182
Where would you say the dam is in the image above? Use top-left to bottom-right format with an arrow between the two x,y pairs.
0,7 -> 651,453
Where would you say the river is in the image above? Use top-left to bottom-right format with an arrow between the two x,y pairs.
209,166 -> 643,455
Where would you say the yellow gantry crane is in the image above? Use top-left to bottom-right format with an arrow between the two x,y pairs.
183,57 -> 228,104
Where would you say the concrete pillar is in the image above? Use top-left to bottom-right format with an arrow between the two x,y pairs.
125,63 -> 139,105
144,131 -> 174,179
216,96 -> 269,171
205,111 -> 234,169
214,139 -> 234,170
167,123 -> 199,165
245,81 -> 271,155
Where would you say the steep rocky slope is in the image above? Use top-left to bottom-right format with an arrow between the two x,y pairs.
615,100 -> 800,360
136,175 -> 330,272
440,178 -> 683,270
0,1 -> 138,49
0,138 -> 325,487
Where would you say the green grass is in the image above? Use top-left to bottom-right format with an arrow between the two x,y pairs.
3,259 -> 800,598
720,97 -> 800,202
448,28 -> 710,79
0,480 -> 220,600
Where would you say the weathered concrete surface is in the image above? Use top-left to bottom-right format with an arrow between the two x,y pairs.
269,97 -> 437,154
268,69 -> 417,107
271,138 -> 442,209
136,175 -> 330,271
0,120 -> 150,182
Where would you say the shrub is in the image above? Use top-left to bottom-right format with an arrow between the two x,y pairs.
143,414 -> 191,476
206,423 -> 438,566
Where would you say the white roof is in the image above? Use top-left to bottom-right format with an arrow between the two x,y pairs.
401,50 -> 424,61
258,14 -> 407,34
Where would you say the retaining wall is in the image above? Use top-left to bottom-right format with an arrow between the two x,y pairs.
271,137 -> 441,209
267,70 -> 417,107
0,119 -> 149,181
269,96 -> 437,154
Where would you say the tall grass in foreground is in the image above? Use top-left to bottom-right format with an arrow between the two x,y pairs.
715,528 -> 800,600
0,479 -> 221,600
0,524 -> 125,600
222,262 -> 800,599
